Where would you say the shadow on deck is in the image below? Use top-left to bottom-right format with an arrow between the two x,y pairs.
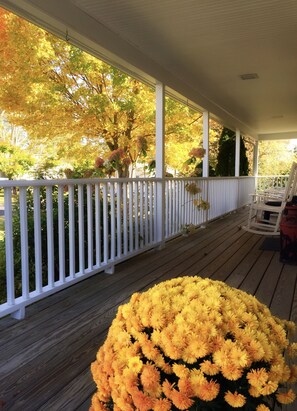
0,206 -> 296,411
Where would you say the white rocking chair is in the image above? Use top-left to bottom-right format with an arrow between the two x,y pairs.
242,162 -> 297,236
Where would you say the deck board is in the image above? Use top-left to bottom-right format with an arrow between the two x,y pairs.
0,206 -> 296,411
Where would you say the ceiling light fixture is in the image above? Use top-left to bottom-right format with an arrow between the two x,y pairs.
239,73 -> 259,80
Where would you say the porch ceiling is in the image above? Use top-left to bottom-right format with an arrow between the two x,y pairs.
1,0 -> 297,140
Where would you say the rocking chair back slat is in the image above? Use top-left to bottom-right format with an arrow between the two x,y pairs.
242,162 -> 297,236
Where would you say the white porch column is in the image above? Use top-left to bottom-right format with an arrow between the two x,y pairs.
253,140 -> 259,176
235,128 -> 240,177
202,111 -> 209,177
155,82 -> 165,245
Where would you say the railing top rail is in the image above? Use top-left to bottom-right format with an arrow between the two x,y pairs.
166,176 -> 255,181
0,175 -> 258,188
0,177 -> 164,188
256,175 -> 289,178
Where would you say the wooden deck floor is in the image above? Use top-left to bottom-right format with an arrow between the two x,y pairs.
0,206 -> 296,411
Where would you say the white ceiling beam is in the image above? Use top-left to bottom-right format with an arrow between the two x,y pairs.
258,132 -> 297,141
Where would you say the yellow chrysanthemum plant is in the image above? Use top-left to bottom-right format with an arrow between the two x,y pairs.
90,276 -> 297,411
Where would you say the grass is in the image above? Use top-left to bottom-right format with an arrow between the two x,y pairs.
0,191 -> 3,241
0,190 -> 4,241
0,219 -> 4,241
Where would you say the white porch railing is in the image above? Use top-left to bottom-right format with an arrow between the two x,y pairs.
256,175 -> 289,192
0,176 -> 255,319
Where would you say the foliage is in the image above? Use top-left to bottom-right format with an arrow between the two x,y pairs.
0,186 -> 108,303
184,181 -> 210,212
164,102 -> 204,175
258,140 -> 297,175
0,141 -> 33,179
0,8 -> 156,177
180,223 -> 196,236
90,276 -> 297,411
183,147 -> 206,176
215,128 -> 249,176
0,9 -> 228,178
0,8 -> 218,177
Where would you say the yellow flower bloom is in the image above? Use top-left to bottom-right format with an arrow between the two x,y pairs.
90,394 -> 109,411
256,404 -> 270,411
287,342 -> 297,358
212,348 -> 228,367
170,389 -> 194,410
246,368 -> 269,387
187,338 -> 209,359
249,385 -> 262,398
245,339 -> 265,362
288,365 -> 297,383
128,356 -> 143,373
151,310 -> 167,329
90,276 -> 297,410
177,377 -> 194,397
140,364 -> 161,396
153,398 -> 172,411
276,389 -> 296,404
131,388 -> 155,410
196,380 -> 220,401
221,363 -> 243,381
260,380 -> 278,396
224,391 -> 246,407
200,360 -> 220,376
123,368 -> 138,393
162,379 -> 174,398
172,363 -> 190,379
230,346 -> 250,367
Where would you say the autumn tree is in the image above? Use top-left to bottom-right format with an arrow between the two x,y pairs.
0,8 -> 158,177
0,141 -> 33,179
258,140 -> 297,175
164,98 -> 203,175
0,8 -> 226,178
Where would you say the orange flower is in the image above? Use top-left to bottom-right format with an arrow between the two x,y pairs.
288,365 -> 297,383
200,359 -> 219,376
260,380 -> 278,396
247,368 -> 269,387
172,363 -> 190,379
189,368 -> 205,390
128,356 -> 143,373
249,386 -> 262,398
140,364 -> 161,396
196,380 -> 220,401
131,388 -> 155,410
90,394 -> 109,411
178,377 -> 194,397
141,340 -> 162,361
90,276 -> 297,410
221,363 -> 243,381
276,389 -> 296,404
123,368 -> 138,393
162,380 -> 174,398
187,339 -> 209,359
224,391 -> 246,408
170,389 -> 194,410
256,405 -> 270,411
153,398 -> 172,411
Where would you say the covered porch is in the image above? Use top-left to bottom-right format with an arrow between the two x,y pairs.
0,2 -> 297,410
0,207 -> 296,411
0,1 -> 297,321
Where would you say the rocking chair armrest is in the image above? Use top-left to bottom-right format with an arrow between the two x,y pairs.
249,192 -> 284,202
